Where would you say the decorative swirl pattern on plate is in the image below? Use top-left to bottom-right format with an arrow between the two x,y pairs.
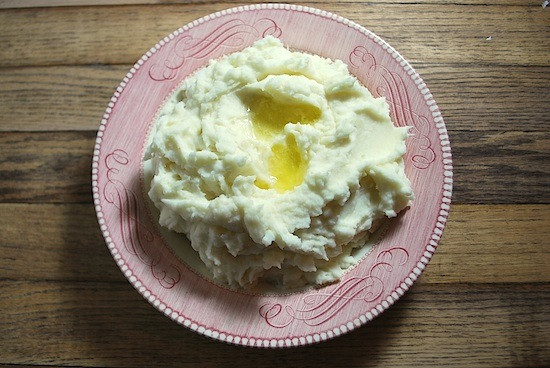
259,247 -> 409,328
149,18 -> 282,81
349,46 -> 435,169
104,149 -> 181,288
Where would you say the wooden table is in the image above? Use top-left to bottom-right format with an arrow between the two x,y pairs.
1,1 -> 549,367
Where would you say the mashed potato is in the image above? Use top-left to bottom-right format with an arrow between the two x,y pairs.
144,36 -> 413,288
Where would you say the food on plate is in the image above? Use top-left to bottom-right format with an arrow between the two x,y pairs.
144,36 -> 413,288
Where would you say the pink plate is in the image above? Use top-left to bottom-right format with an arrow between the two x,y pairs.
92,4 -> 452,347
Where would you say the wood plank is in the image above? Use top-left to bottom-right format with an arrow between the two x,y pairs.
2,64 -> 548,132
451,129 -> 550,204
0,0 -> 535,10
0,281 -> 548,367
1,203 -> 548,283
0,3 -> 548,67
422,204 -> 550,284
1,130 -> 548,204
0,65 -> 124,132
415,64 -> 550,133
0,203 -> 123,283
0,131 -> 94,203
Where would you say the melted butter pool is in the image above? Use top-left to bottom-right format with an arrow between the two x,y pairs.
243,93 -> 320,192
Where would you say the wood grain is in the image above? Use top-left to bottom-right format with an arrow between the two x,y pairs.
0,65 -> 124,132
1,131 -> 549,204
451,130 -> 550,204
0,3 -> 548,68
2,64 -> 549,132
0,203 -> 123,283
0,281 -> 548,367
1,203 -> 548,284
0,132 -> 94,203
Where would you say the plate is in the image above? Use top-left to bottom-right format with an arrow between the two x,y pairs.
92,4 -> 452,347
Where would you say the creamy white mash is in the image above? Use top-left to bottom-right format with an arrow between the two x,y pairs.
144,36 -> 413,288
